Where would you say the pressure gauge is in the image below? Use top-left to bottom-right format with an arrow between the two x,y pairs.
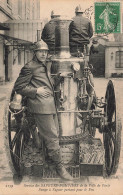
71,62 -> 80,71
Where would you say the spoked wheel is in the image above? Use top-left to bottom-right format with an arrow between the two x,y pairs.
9,105 -> 31,184
4,89 -> 30,184
104,80 -> 122,176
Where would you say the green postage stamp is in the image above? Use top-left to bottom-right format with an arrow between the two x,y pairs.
95,2 -> 121,34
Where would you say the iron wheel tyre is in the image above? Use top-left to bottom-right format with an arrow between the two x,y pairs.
103,80 -> 122,176
3,86 -> 29,184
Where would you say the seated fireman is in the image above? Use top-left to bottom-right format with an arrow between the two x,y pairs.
69,5 -> 93,55
41,10 -> 60,54
69,5 -> 95,109
13,40 -> 73,181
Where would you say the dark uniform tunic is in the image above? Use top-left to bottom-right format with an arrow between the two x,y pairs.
41,19 -> 56,54
69,15 -> 93,54
14,56 -> 61,164
14,56 -> 56,114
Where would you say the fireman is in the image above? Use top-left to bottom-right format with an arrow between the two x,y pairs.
41,10 -> 60,54
13,40 -> 73,181
69,5 -> 93,55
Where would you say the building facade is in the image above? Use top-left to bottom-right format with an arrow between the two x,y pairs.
105,42 -> 123,78
90,33 -> 123,78
0,0 -> 41,83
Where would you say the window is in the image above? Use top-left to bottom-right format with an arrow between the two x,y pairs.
18,0 -> 22,17
7,0 -> 11,5
25,0 -> 30,19
115,51 -> 123,68
18,50 -> 21,65
7,0 -> 12,8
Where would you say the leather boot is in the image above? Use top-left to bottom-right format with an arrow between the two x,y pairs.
56,164 -> 73,181
48,149 -> 73,180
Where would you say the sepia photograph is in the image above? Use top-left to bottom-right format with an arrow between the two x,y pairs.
0,0 -> 123,194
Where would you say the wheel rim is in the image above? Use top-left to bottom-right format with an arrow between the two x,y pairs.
8,111 -> 25,174
104,80 -> 120,176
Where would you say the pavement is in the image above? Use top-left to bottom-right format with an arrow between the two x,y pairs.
0,82 -> 14,101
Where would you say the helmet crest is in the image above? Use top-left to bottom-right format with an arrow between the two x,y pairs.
75,5 -> 84,13
51,10 -> 60,18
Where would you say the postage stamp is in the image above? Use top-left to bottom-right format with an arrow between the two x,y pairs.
95,2 -> 121,34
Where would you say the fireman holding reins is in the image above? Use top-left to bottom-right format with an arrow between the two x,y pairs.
13,40 -> 73,181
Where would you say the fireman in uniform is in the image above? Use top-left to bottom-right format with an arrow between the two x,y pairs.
69,5 -> 93,55
41,10 -> 60,54
69,5 -> 95,109
13,40 -> 73,181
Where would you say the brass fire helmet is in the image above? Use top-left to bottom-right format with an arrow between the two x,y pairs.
9,93 -> 22,111
75,5 -> 84,13
34,40 -> 49,51
51,10 -> 60,18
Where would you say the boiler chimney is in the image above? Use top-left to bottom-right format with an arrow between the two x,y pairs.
55,16 -> 72,58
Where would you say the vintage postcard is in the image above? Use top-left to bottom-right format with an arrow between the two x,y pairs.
0,0 -> 123,194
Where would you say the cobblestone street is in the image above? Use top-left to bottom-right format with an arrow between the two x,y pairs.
0,78 -> 123,193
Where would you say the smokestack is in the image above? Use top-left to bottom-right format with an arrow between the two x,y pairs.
55,16 -> 72,58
